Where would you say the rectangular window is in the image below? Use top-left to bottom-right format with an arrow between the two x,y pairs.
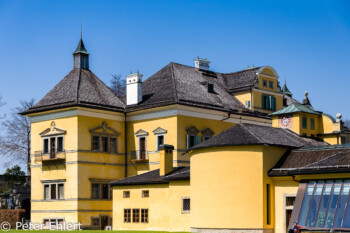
101,184 -> 109,199
110,138 -> 117,153
123,191 -> 130,198
142,190 -> 149,198
187,135 -> 200,149
91,218 -> 99,226
262,95 -> 276,110
269,81 -> 273,88
139,137 -> 146,160
133,209 -> 140,223
124,209 -> 131,223
208,83 -> 214,93
310,118 -> 315,130
157,135 -> 164,151
44,184 -> 50,200
91,184 -> 100,199
263,79 -> 267,87
58,184 -> 64,199
245,100 -> 251,108
141,209 -> 148,223
51,183 -> 57,200
182,198 -> 190,213
266,184 -> 271,225
302,116 -> 307,129
92,136 -> 100,151
57,137 -> 63,152
43,139 -> 49,154
102,137 -> 109,152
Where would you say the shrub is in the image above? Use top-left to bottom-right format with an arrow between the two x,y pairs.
0,209 -> 25,229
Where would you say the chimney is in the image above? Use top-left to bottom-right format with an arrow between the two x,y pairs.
194,57 -> 210,71
126,71 -> 143,105
159,144 -> 174,176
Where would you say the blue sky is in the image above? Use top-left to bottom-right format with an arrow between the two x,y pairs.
0,0 -> 349,173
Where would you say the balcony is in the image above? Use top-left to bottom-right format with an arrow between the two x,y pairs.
34,151 -> 66,163
130,150 -> 149,163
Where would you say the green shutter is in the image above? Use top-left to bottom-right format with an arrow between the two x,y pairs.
302,117 -> 307,129
195,136 -> 200,145
272,96 -> 276,110
262,95 -> 266,109
186,135 -> 190,149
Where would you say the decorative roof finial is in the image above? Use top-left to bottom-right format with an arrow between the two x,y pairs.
302,91 -> 311,106
281,78 -> 292,96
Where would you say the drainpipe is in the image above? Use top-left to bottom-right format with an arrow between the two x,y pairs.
124,112 -> 128,178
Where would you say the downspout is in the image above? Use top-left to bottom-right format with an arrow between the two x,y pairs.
124,112 -> 128,178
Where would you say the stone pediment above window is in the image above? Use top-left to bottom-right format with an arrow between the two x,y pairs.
89,121 -> 120,136
201,128 -> 215,137
153,127 -> 167,135
135,129 -> 149,137
186,126 -> 200,135
39,122 -> 66,137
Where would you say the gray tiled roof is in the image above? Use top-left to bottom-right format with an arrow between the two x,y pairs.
127,63 -> 268,118
110,166 -> 190,186
269,144 -> 350,176
23,69 -> 125,114
189,123 -> 328,150
223,67 -> 260,93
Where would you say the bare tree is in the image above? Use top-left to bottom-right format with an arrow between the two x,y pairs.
109,74 -> 126,98
0,95 -> 5,119
0,99 -> 35,175
345,119 -> 350,128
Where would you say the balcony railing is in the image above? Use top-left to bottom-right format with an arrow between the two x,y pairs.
130,150 -> 149,163
34,150 -> 66,163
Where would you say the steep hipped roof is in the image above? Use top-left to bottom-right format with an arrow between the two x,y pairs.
22,69 -> 125,114
269,144 -> 350,176
126,63 -> 268,119
270,103 -> 321,116
189,123 -> 327,151
223,67 -> 260,93
110,166 -> 190,186
282,81 -> 292,96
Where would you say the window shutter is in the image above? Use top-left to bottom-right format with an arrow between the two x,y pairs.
262,95 -> 266,109
272,96 -> 276,110
195,136 -> 200,145
187,135 -> 190,149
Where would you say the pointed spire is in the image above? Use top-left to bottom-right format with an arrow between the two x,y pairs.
282,78 -> 292,97
73,38 -> 89,55
302,91 -> 311,106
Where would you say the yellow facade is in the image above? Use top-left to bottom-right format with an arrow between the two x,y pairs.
113,181 -> 190,232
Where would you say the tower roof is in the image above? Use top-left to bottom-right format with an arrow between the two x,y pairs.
282,80 -> 292,96
73,38 -> 89,55
22,69 -> 125,114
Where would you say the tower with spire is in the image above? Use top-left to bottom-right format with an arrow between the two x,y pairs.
73,35 -> 89,70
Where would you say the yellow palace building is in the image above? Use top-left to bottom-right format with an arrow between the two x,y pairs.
22,38 -> 350,232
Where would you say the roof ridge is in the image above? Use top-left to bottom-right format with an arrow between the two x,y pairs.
224,67 -> 260,75
240,124 -> 264,144
304,149 -> 350,168
165,168 -> 190,178
275,128 -> 304,146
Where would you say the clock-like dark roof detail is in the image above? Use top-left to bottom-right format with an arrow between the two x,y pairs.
23,69 -> 125,114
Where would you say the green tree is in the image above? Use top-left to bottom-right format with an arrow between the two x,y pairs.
3,165 -> 26,184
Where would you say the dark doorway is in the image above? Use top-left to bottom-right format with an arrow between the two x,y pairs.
21,199 -> 31,220
100,216 -> 109,230
286,209 -> 292,233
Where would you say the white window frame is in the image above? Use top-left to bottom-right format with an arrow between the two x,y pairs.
283,193 -> 296,233
137,136 -> 147,160
43,182 -> 65,200
156,134 -> 165,151
42,136 -> 65,154
181,196 -> 191,214
245,100 -> 251,108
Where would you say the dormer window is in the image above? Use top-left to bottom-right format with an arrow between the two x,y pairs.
186,126 -> 200,149
208,83 -> 214,93
89,121 -> 120,154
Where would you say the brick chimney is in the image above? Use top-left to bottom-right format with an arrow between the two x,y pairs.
159,144 -> 174,176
